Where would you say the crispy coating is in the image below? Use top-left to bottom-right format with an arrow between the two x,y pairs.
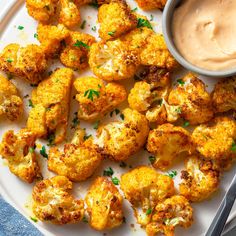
60,31 -> 95,70
146,195 -> 193,236
179,155 -> 220,202
85,177 -> 123,230
120,166 -> 175,226
95,108 -> 149,161
168,73 -> 214,125
27,68 -> 73,144
147,124 -> 195,170
0,75 -> 23,121
212,77 -> 236,113
192,117 -> 236,160
74,76 -> 127,121
0,44 -> 47,84
98,0 -> 137,41
135,0 -> 167,10
32,176 -> 84,224
0,129 -> 40,183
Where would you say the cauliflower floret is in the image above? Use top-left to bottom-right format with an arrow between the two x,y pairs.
85,177 -> 123,230
98,0 -> 137,41
32,176 -> 84,224
95,108 -> 149,161
0,75 -> 23,121
179,155 -> 220,202
89,39 -> 140,81
74,76 -> 126,121
0,44 -> 47,84
192,117 -> 236,160
0,129 -> 40,183
37,23 -> 69,57
168,73 -> 214,125
27,68 -> 73,144
120,166 -> 175,226
212,77 -> 236,113
135,0 -> 167,10
60,31 -> 95,70
26,0 -> 58,23
147,124 -> 195,170
146,195 -> 193,236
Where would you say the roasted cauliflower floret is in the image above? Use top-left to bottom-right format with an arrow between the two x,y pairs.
120,166 -> 175,226
85,177 -> 123,230
37,23 -> 69,57
146,195 -> 193,236
60,31 -> 95,70
98,0 -> 137,41
135,0 -> 167,10
27,68 -> 73,144
192,117 -> 236,160
212,77 -> 236,113
74,76 -> 126,121
0,75 -> 23,121
168,73 -> 214,125
147,124 -> 195,170
89,39 -> 140,81
32,176 -> 84,224
0,129 -> 40,183
0,44 -> 47,84
95,108 -> 149,161
179,155 -> 220,202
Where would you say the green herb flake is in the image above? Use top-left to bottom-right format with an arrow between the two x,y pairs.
40,146 -> 48,159
80,20 -> 87,29
18,25 -> 24,30
175,107 -> 182,114
6,58 -> 13,63
120,113 -> 124,120
29,147 -> 35,153
146,208 -> 152,215
177,79 -> 185,86
149,156 -> 156,164
72,112 -> 79,128
112,177 -> 120,185
166,170 -> 177,178
232,142 -> 236,152
84,89 -> 100,101
103,167 -> 114,177
132,7 -> 138,12
150,14 -> 154,21
93,120 -> 100,130
47,133 -> 55,146
74,40 -> 90,49
34,33 -> 38,39
91,26 -> 97,32
30,217 -> 38,223
89,0 -> 99,8
183,121 -> 190,127
28,99 -> 34,108
119,161 -> 127,168
108,31 -> 116,36
82,216 -> 88,223
137,18 -> 153,30
84,134 -> 92,141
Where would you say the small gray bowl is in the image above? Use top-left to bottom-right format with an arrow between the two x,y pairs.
162,0 -> 236,78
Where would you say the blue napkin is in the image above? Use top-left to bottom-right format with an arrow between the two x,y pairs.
0,196 -> 42,236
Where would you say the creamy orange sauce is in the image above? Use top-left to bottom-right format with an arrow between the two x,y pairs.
172,0 -> 236,71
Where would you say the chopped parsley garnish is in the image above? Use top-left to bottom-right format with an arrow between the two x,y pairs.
132,7 -> 138,12
150,14 -> 154,21
232,142 -> 236,152
103,167 -> 114,177
175,107 -> 182,114
34,33 -> 38,39
6,58 -> 13,63
137,18 -> 153,30
146,209 -> 152,215
82,216 -> 88,223
93,120 -> 100,130
166,170 -> 177,178
29,147 -> 35,153
18,25 -> 24,30
91,26 -> 97,32
28,99 -> 34,108
120,113 -> 124,120
30,217 -> 38,223
183,121 -> 190,127
119,162 -> 127,168
48,71 -> 53,76
108,31 -> 116,36
149,156 -> 156,164
80,20 -> 87,29
89,0 -> 99,8
177,79 -> 185,86
72,113 -> 80,128
112,177 -> 120,185
84,134 -> 92,140
47,133 -> 55,146
74,40 -> 90,49
84,89 -> 100,101
40,146 -> 48,159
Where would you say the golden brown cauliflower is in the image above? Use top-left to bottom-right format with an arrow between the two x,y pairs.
0,129 -> 40,183
98,0 -> 137,41
32,176 -> 84,224
0,44 -> 47,84
147,124 -> 195,170
27,68 -> 73,144
146,195 -> 193,236
74,76 -> 127,121
135,0 -> 167,10
192,117 -> 236,161
179,155 -> 220,202
85,177 -> 123,230
168,73 -> 214,125
95,108 -> 149,161
0,75 -> 23,121
60,31 -> 95,70
212,77 -> 236,113
120,166 -> 175,226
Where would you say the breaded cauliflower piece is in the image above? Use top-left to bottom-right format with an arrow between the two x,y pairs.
212,77 -> 236,113
60,31 -> 95,70
135,0 -> 167,10
85,177 -> 123,230
147,124 -> 195,170
26,0 -> 58,23
27,68 -> 73,144
0,75 -> 23,121
37,23 -> 69,57
146,195 -> 193,236
120,166 -> 175,226
98,0 -> 137,41
0,44 -> 47,84
168,73 -> 214,125
179,155 -> 220,202
32,176 -> 84,224
0,129 -> 40,183
95,108 -> 149,161
89,39 -> 140,81
192,117 -> 236,160
74,76 -> 126,121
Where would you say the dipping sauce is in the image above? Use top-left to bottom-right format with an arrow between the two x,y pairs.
172,0 -> 236,71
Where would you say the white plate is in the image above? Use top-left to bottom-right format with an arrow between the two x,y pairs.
0,0 -> 236,236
